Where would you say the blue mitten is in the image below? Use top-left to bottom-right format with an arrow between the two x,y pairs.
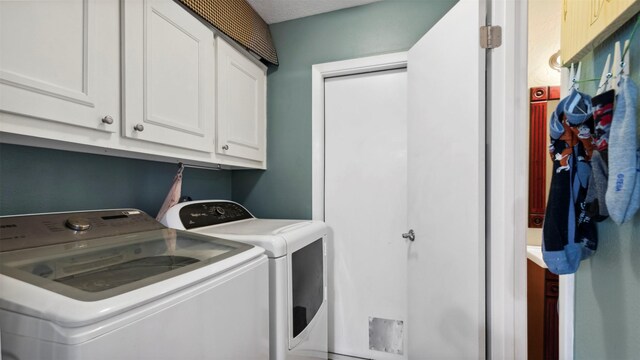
543,89 -> 597,275
606,76 -> 639,224
625,149 -> 640,222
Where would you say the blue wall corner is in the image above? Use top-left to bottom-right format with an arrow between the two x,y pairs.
231,0 -> 458,219
572,14 -> 640,359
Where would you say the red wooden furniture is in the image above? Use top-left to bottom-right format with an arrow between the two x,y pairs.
528,86 -> 561,228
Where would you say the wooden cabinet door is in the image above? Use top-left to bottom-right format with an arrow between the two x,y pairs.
0,0 -> 119,133
216,37 -> 266,162
122,0 -> 214,152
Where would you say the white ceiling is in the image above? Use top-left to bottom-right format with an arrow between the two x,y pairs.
245,0 -> 382,24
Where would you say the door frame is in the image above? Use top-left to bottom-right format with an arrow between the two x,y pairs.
489,2 -> 575,359
311,1 -> 558,357
486,0 -> 529,358
311,52 -> 408,220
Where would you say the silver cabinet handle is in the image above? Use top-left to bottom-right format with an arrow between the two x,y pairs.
133,124 -> 144,132
402,229 -> 415,241
222,145 -> 229,150
101,115 -> 114,125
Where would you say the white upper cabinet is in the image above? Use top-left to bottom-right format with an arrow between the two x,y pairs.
216,37 -> 266,163
122,0 -> 214,153
1,0 -> 267,169
0,0 -> 119,133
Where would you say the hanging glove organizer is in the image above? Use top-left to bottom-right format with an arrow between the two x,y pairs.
542,18 -> 640,274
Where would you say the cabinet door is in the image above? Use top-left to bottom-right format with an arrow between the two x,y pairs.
122,0 -> 214,152
0,0 -> 119,133
216,37 -> 266,162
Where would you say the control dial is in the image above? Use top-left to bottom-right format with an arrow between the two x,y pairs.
214,206 -> 226,216
65,217 -> 91,231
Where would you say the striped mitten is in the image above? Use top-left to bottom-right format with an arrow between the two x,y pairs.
585,89 -> 615,221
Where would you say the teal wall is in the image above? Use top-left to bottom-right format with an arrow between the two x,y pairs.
231,0 -> 458,219
0,144 -> 232,217
0,1 -> 457,220
572,14 -> 640,359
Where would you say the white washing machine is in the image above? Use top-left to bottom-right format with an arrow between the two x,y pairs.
161,200 -> 328,360
0,209 -> 269,360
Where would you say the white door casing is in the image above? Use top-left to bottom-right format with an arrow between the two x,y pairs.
558,67 -> 575,360
406,0 -> 486,357
487,1 -> 530,359
324,68 -> 408,359
122,0 -> 214,152
312,52 -> 409,222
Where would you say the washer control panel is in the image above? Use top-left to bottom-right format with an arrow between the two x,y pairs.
0,210 -> 165,252
179,201 -> 253,229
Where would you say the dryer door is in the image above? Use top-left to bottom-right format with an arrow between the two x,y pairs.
289,236 -> 327,349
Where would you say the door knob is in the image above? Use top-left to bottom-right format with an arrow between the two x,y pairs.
222,144 -> 229,150
402,229 -> 415,241
133,124 -> 144,132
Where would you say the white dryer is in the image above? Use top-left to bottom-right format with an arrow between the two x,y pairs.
161,200 -> 328,360
0,209 -> 269,360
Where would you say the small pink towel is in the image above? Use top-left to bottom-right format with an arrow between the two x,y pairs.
156,164 -> 184,221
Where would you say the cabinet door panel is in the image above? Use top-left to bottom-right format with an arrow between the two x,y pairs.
0,0 -> 118,133
216,38 -> 265,162
123,0 -> 214,152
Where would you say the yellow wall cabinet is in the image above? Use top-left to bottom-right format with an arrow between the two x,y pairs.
561,0 -> 640,64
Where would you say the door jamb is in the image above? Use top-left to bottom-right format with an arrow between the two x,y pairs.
487,1 -> 530,358
490,2 -> 575,358
559,68 -> 576,360
311,52 -> 408,221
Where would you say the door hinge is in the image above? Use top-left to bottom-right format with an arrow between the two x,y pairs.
480,25 -> 502,49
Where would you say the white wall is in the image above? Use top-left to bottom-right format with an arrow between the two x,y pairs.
528,0 -> 561,87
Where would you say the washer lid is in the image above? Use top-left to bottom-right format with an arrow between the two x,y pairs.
190,219 -> 326,257
0,228 -> 253,301
202,219 -> 312,235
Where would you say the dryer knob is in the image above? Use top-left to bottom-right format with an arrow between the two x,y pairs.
66,217 -> 92,231
215,206 -> 226,216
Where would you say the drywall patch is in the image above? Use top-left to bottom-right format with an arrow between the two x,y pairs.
368,317 -> 403,354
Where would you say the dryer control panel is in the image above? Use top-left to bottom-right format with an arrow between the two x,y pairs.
179,201 -> 253,229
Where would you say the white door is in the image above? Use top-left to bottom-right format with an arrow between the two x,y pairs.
122,0 -> 214,152
406,0 -> 486,358
319,0 -> 484,358
325,68 -> 408,359
216,37 -> 266,162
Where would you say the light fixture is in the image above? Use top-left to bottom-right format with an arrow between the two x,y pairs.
549,50 -> 562,72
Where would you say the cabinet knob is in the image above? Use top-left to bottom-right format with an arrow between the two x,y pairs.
222,144 -> 229,150
133,124 -> 145,132
402,229 -> 415,241
101,115 -> 114,125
